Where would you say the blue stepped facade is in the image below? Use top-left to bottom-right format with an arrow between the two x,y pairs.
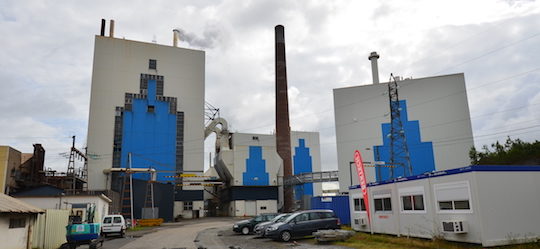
293,139 -> 314,200
373,100 -> 435,181
243,146 -> 270,185
117,78 -> 179,182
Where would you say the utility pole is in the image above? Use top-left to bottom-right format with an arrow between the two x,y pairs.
388,74 -> 413,178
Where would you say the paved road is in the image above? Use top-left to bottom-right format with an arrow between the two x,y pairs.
196,225 -> 351,249
118,219 -> 234,249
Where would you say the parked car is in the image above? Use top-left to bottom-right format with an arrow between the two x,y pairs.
101,215 -> 126,237
233,213 -> 278,235
253,213 -> 290,237
264,210 -> 340,242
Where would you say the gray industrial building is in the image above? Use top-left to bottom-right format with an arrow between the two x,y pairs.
349,165 -> 540,247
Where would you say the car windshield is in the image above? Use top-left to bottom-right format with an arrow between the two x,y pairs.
103,217 -> 112,224
272,214 -> 289,222
114,217 -> 122,223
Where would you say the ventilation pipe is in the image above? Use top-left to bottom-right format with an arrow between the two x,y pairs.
173,29 -> 180,47
109,19 -> 115,38
100,19 -> 106,36
369,51 -> 380,84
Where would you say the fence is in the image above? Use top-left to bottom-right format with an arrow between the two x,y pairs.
32,209 -> 69,249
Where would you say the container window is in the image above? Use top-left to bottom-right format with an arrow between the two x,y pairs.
354,198 -> 367,211
454,200 -> 470,210
434,181 -> 472,213
413,195 -> 424,210
374,197 -> 392,212
402,196 -> 413,210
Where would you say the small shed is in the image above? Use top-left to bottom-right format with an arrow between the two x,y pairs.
0,193 -> 44,249
311,195 -> 351,225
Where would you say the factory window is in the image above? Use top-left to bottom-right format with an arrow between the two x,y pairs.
9,218 -> 26,229
184,201 -> 193,211
149,59 -> 157,70
260,206 -> 267,210
353,198 -> 366,211
147,105 -> 155,113
374,195 -> 392,212
434,181 -> 472,213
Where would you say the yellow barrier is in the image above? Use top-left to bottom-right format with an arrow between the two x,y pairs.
137,218 -> 164,227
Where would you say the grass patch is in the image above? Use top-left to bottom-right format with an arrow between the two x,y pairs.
332,231 -> 540,249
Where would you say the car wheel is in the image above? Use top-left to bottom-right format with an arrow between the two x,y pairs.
120,229 -> 126,237
241,226 -> 250,235
280,231 -> 291,242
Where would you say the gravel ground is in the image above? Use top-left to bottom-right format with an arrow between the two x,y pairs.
196,225 -> 352,249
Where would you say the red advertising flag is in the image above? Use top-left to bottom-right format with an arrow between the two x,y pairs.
354,150 -> 371,225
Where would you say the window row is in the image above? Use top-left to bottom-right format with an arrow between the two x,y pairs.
352,181 -> 472,213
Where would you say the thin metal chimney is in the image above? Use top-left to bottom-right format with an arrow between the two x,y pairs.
109,20 -> 115,38
100,19 -> 106,36
369,51 -> 380,84
173,29 -> 180,47
275,25 -> 294,213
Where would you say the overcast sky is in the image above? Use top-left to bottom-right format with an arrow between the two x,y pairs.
1,0 -> 539,175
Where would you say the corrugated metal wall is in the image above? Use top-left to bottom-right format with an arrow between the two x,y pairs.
311,196 -> 351,225
32,209 -> 69,249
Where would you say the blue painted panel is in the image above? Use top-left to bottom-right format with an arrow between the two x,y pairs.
373,100 -> 436,181
311,196 -> 351,225
120,80 -> 177,182
243,146 -> 269,186
293,139 -> 314,200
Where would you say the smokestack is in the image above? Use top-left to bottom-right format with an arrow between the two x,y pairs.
100,19 -> 106,36
109,20 -> 115,38
275,25 -> 294,212
369,51 -> 380,84
173,29 -> 180,47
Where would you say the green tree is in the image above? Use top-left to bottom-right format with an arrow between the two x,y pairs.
469,137 -> 540,165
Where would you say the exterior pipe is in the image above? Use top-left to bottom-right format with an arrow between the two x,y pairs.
100,19 -> 106,36
369,52 -> 380,84
109,20 -> 115,38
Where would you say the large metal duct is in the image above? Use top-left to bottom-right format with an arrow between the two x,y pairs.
275,25 -> 294,212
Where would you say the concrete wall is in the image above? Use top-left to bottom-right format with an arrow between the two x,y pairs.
334,74 -> 473,192
0,214 -> 33,249
87,36 -> 205,190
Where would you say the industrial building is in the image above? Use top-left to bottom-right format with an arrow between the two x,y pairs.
206,129 -> 323,216
334,53 -> 474,193
349,165 -> 540,247
86,20 -> 205,220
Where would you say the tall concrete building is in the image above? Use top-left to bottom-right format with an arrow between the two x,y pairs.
334,54 -> 473,193
86,24 -> 205,218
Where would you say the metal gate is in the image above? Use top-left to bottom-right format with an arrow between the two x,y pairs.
245,201 -> 256,216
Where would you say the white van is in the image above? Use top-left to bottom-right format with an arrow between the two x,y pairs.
101,215 -> 126,237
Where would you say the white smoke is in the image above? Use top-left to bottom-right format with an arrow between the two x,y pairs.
173,27 -> 220,49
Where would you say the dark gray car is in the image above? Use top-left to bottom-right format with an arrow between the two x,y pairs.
264,210 -> 340,242
253,213 -> 290,237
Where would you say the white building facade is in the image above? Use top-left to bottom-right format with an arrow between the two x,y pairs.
334,73 -> 474,193
86,33 -> 205,219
